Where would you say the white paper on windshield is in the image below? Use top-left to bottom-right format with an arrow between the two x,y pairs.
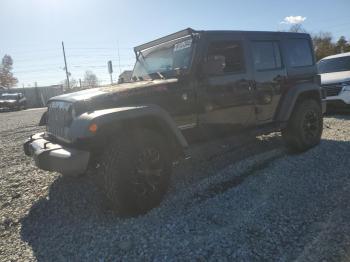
174,39 -> 192,52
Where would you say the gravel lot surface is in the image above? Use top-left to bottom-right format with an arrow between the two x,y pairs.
1,108 -> 350,261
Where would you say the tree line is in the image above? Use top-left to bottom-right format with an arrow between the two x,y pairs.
313,33 -> 350,61
1,29 -> 350,89
289,24 -> 350,60
61,70 -> 99,92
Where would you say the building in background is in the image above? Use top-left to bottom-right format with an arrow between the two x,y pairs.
118,70 -> 133,83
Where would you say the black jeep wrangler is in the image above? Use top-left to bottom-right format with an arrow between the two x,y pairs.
24,28 -> 326,215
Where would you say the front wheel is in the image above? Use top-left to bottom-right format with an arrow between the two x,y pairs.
98,128 -> 172,215
282,99 -> 323,152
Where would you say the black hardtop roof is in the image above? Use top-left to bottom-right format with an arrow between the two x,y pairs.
134,28 -> 310,52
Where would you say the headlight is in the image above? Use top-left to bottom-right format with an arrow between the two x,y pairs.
341,81 -> 350,92
343,86 -> 350,92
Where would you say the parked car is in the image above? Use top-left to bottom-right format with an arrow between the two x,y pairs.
24,28 -> 326,215
318,52 -> 350,110
0,93 -> 27,111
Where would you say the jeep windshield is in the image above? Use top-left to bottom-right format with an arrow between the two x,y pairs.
132,36 -> 194,80
318,56 -> 350,74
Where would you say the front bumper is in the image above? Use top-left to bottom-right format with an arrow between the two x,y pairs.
326,100 -> 350,111
326,89 -> 350,105
0,103 -> 17,110
325,90 -> 350,111
23,132 -> 90,175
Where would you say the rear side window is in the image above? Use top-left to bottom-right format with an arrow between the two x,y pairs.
252,41 -> 282,71
207,41 -> 245,74
286,39 -> 313,67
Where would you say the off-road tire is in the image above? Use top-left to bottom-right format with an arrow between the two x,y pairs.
282,99 -> 323,152
98,128 -> 172,216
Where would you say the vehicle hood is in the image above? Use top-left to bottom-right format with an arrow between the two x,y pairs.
49,78 -> 178,104
320,70 -> 350,85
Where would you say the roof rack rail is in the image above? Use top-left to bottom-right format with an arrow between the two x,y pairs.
134,28 -> 196,53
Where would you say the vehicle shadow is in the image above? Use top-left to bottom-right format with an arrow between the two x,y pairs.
20,133 -> 284,260
19,173 -> 113,261
325,111 -> 350,120
21,135 -> 346,260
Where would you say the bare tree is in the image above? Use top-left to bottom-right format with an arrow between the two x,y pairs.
289,24 -> 307,33
0,55 -> 18,89
83,70 -> 99,89
61,78 -> 78,92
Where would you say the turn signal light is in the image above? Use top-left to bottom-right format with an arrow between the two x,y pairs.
89,123 -> 98,133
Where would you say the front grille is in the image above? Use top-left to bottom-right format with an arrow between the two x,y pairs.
322,83 -> 343,97
47,101 -> 73,140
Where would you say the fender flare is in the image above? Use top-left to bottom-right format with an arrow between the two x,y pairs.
69,104 -> 188,153
275,82 -> 323,122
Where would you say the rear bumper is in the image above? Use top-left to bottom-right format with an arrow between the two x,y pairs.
23,133 -> 90,175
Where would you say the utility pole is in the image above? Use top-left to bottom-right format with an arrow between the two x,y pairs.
117,41 -> 121,75
62,41 -> 70,90
79,78 -> 82,89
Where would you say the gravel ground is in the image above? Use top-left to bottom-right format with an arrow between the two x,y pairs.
1,108 -> 350,261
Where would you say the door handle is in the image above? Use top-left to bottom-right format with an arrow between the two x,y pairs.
238,79 -> 256,91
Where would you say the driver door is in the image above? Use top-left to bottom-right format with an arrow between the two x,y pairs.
198,34 -> 255,126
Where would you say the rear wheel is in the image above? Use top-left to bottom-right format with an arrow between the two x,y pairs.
98,128 -> 172,215
282,99 -> 323,152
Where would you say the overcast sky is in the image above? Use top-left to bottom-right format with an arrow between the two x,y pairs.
1,0 -> 350,87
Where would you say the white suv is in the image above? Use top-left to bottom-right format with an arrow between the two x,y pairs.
318,52 -> 350,109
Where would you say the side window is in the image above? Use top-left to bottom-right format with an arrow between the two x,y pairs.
286,39 -> 313,67
252,41 -> 282,71
206,41 -> 245,75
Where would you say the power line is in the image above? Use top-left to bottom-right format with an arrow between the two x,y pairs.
14,62 -> 134,72
66,47 -> 133,50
